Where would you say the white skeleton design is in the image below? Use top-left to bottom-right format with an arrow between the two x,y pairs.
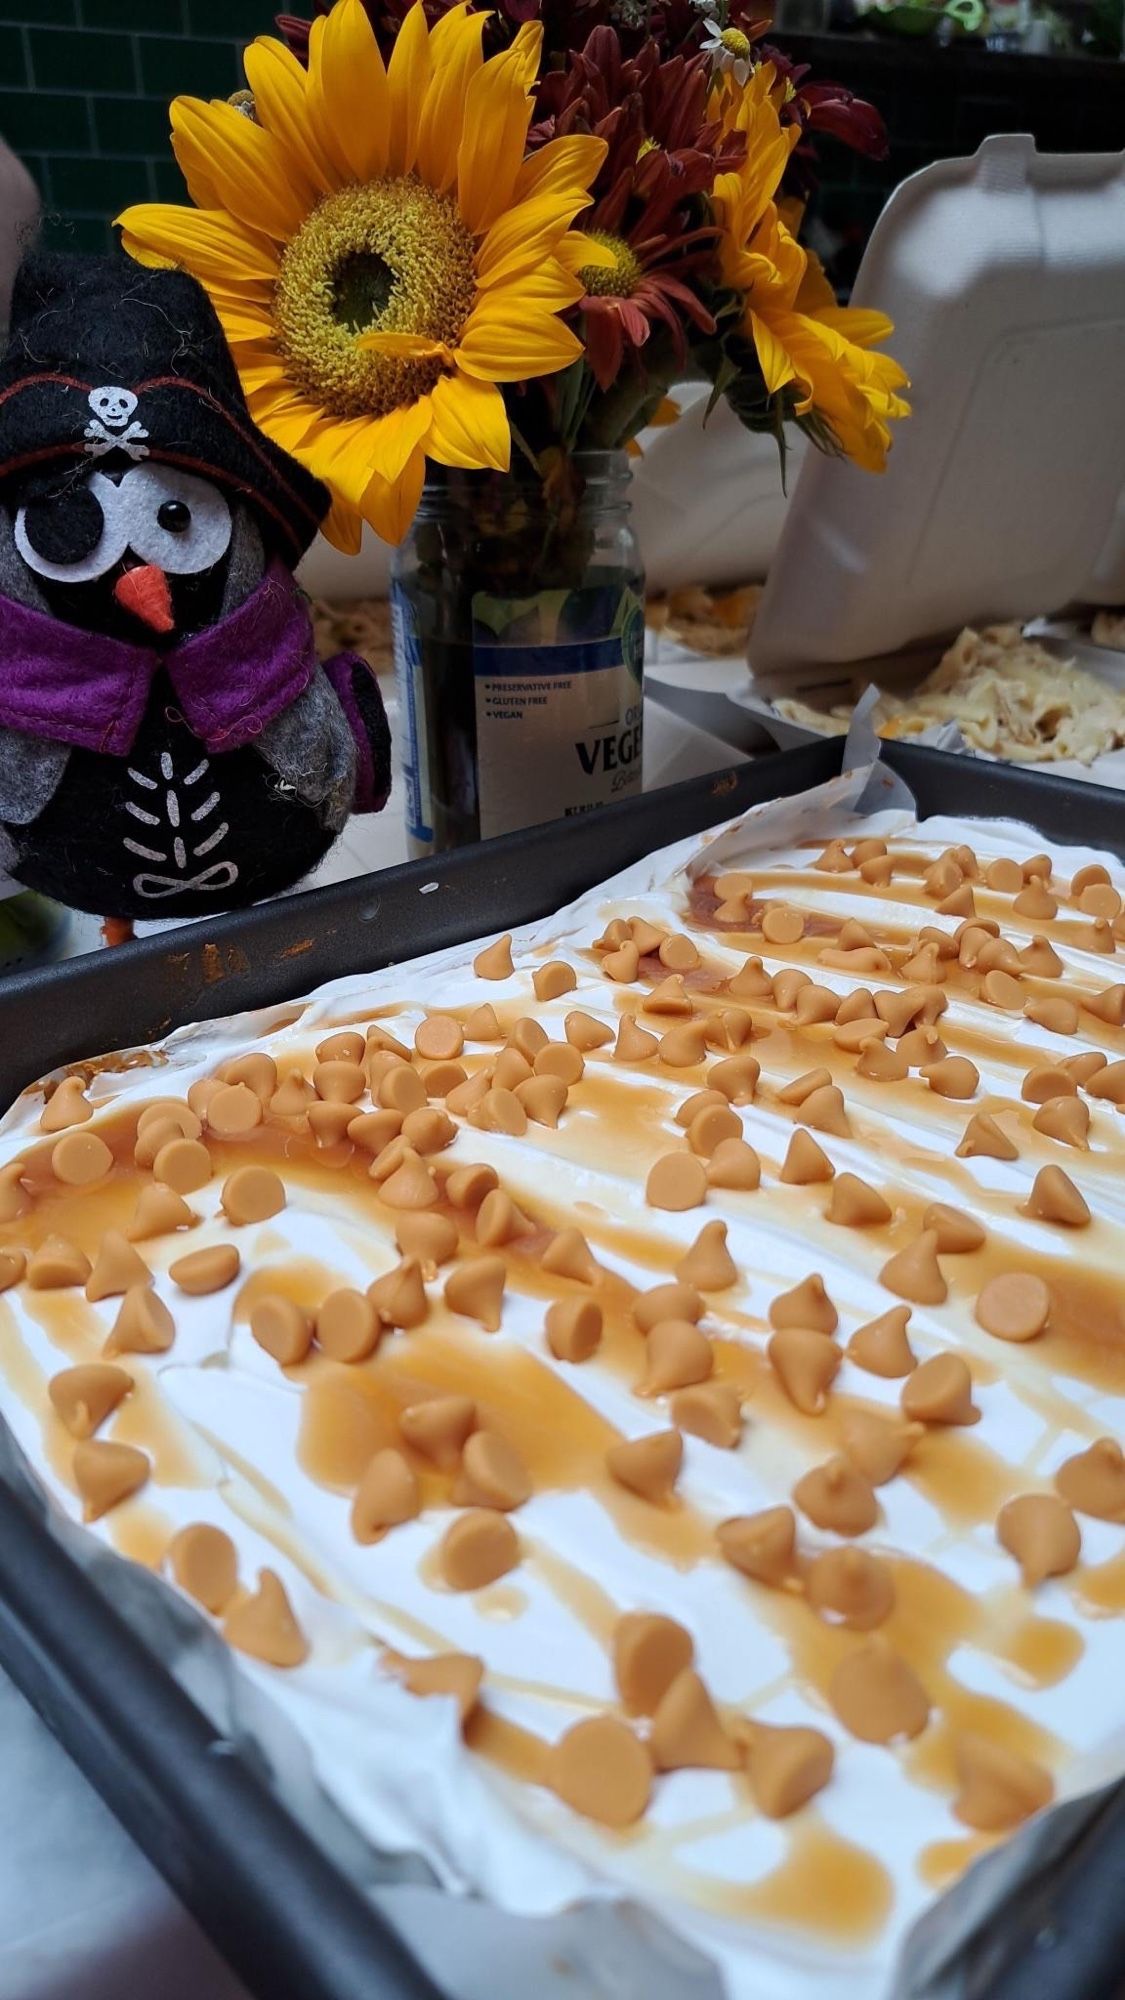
83,384 -> 150,462
123,752 -> 238,900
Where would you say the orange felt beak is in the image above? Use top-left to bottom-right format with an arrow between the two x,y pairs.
113,563 -> 174,634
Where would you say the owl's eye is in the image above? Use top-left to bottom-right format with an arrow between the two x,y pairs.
120,465 -> 232,575
15,473 -> 129,583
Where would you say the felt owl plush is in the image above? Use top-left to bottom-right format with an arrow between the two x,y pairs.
0,250 -> 390,936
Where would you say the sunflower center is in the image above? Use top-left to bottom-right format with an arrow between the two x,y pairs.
720,26 -> 752,54
579,230 -> 644,301
274,178 -> 478,421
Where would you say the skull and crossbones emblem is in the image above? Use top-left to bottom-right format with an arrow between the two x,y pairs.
83,385 -> 150,461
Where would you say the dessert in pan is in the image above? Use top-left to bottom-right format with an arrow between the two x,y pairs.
1,794 -> 1124,1999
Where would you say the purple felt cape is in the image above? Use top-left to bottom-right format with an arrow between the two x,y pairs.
0,559 -> 320,756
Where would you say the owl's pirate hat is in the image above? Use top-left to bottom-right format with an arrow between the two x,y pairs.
0,248 -> 328,564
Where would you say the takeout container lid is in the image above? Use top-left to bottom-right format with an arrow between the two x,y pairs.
749,135 -> 1125,698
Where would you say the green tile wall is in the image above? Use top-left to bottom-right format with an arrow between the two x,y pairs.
0,0 -> 276,255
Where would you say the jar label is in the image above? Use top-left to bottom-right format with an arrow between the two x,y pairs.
391,583 -> 433,846
473,587 -> 644,840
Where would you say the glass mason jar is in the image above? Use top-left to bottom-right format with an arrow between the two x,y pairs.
392,450 -> 644,856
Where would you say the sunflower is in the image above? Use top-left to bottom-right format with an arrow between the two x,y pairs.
710,67 -> 908,472
117,1 -> 606,548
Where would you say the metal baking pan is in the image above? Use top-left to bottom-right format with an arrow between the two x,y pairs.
1,739 -> 1124,2000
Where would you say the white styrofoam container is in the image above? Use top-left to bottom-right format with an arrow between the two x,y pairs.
750,137 -> 1125,696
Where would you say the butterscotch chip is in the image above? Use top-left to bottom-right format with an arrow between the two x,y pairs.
218,1167 -> 285,1229
308,1102 -> 355,1148
126,1184 -> 197,1242
103,1285 -> 174,1358
1083,985 -> 1125,1029
51,1130 -> 113,1188
529,960 -> 575,1005
224,1569 -> 308,1668
744,1723 -> 834,1819
220,1053 -> 277,1104
270,1074 -> 315,1120
534,1043 -> 585,1088
613,1613 -> 694,1716
807,1547 -> 895,1630
316,1031 -> 365,1066
547,1713 -> 651,1828
830,1637 -> 929,1743
899,1027 -> 947,1070
541,1228 -> 598,1285
367,1050 -> 409,1092
1025,998 -> 1078,1037
633,1281 -> 703,1333
603,941 -> 640,984
1024,1164 -> 1090,1228
956,1111 -> 1019,1161
27,1235 -> 90,1291
400,1395 -> 477,1471
925,854 -> 962,899
645,1153 -> 707,1212
0,1164 -> 30,1223
73,1438 -> 149,1521
814,839 -> 851,872
515,1075 -> 569,1128
401,1107 -> 457,1154
250,1295 -> 313,1367
760,905 -> 804,945
657,1022 -> 709,1068
768,1328 -> 840,1416
953,1732 -> 1054,1833
85,1231 -> 151,1303
564,1011 -> 612,1052
975,1272 -> 1050,1344
351,1447 -> 421,1543
879,1230 -> 947,1306
985,857 -> 1023,893
510,1016 -> 549,1063
1087,1056 -> 1125,1102
444,1255 -> 506,1331
833,983 -> 874,1018
1021,934 -> 1065,978
367,1027 -> 414,1063
379,1150 -> 441,1210
826,1174 -> 891,1228
418,1061 -> 468,1101
709,1054 -> 760,1104
1020,852 -> 1052,882
187,1077 -> 224,1120
671,1381 -> 742,1449
474,1190 -> 533,1249
440,1508 -> 520,1591
546,1298 -> 603,1363
473,935 -> 514,981
1022,1065 -> 1078,1106
840,1408 -> 923,1487
1013,881 -> 1057,919
168,1244 -> 241,1297
629,916 -> 667,955
153,1138 -> 213,1195
393,1215 -> 457,1275
675,1219 -> 737,1292
453,1430 -> 531,1511
834,1016 -> 888,1056
716,1506 -> 796,1588
315,1288 -> 382,1361
793,1455 -> 878,1536
49,1362 -> 132,1440
40,1075 -> 93,1132
791,984 -> 836,1028
606,1429 -> 682,1502
780,1129 -> 834,1185
169,1522 -> 239,1614
444,1162 -> 499,1209
1071,862 -> 1110,897
0,1248 -> 26,1292
379,1065 -> 428,1116
638,1319 -> 713,1397
369,1257 -> 428,1333
651,1667 -> 739,1772
411,1015 -> 463,1064
858,1043 -> 911,1083
313,1060 -> 367,1106
203,1083 -> 263,1140
643,973 -> 692,1017
706,1138 -> 761,1190
918,1204 -> 982,1257
613,1014 -> 657,1063
461,1003 -> 500,1041
922,1056 -> 979,1100
1033,1097 -> 1090,1150
770,1273 -> 837,1334
134,1116 -> 189,1169
1055,1438 -> 1125,1521
468,1087 -> 528,1138
728,955 -> 772,997
847,1306 -> 916,1378
997,1492 -> 1080,1587
653,933 -> 697,973
901,1352 -> 977,1426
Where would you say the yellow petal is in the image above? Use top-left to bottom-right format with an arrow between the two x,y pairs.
116,204 -> 280,287
386,1 -> 432,179
457,33 -> 539,234
427,371 -> 510,472
556,230 -> 615,274
749,309 -> 797,398
170,96 -> 315,243
355,330 -> 453,361
485,256 -> 584,312
415,7 -> 485,192
307,0 -> 388,184
362,450 -> 426,546
366,397 -> 435,487
513,133 -> 607,207
322,494 -> 365,556
458,307 -> 582,383
476,192 -> 598,288
213,303 -> 280,347
243,35 -> 337,196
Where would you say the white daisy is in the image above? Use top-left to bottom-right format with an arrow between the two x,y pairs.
701,19 -> 755,84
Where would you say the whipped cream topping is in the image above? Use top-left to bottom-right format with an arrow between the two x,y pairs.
1,798 -> 1124,2000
